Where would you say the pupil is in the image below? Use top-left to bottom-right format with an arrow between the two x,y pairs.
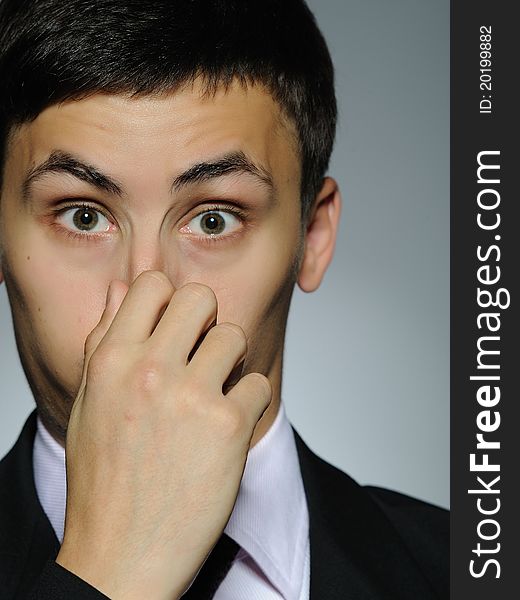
73,209 -> 98,231
202,213 -> 225,234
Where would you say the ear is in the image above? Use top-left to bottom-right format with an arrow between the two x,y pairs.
297,176 -> 342,293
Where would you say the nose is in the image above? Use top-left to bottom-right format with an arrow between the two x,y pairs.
119,233 -> 172,286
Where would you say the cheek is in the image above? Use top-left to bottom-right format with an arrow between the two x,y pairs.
6,237 -> 108,387
195,231 -> 297,334
34,278 -> 103,350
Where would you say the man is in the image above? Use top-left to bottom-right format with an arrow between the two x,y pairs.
0,0 -> 448,598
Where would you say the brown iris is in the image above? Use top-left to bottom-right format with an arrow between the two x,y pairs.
72,208 -> 98,231
200,212 -> 225,235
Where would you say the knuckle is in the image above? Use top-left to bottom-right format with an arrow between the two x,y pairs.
180,379 -> 207,405
132,357 -> 166,394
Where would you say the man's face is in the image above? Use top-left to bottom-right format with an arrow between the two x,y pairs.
0,81 -> 304,441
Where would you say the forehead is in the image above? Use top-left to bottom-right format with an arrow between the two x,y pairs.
7,80 -> 300,189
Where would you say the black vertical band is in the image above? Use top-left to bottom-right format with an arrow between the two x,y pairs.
451,1 -> 518,597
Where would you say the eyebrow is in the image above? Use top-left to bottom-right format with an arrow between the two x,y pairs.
170,150 -> 274,195
22,149 -> 275,203
23,151 -> 125,202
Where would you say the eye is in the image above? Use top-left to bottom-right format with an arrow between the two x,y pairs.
57,205 -> 112,234
184,209 -> 241,237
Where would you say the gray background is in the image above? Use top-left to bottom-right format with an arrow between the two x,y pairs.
0,0 -> 449,508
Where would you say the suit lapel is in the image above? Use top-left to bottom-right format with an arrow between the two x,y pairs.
293,428 -> 438,600
2,413 -> 439,599
0,412 -> 59,599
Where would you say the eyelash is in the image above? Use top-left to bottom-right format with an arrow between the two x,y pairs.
51,201 -> 248,244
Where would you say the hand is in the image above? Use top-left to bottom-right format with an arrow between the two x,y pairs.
55,271 -> 272,599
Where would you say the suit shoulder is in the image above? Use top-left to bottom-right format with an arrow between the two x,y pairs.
365,485 -> 449,536
294,429 -> 449,597
365,485 -> 449,594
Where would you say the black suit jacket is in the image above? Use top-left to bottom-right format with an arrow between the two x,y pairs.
0,413 -> 448,598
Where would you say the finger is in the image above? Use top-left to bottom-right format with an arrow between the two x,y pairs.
186,322 -> 247,389
101,271 -> 175,345
225,372 -> 272,430
148,282 -> 218,364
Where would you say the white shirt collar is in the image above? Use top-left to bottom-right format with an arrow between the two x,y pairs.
33,402 -> 308,600
224,402 -> 309,599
